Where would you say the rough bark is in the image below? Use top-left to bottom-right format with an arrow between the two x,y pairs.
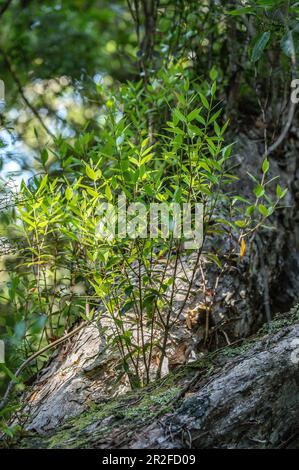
132,322 -> 299,449
9,312 -> 299,449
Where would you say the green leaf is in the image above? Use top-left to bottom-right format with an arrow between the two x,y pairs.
208,109 -> 222,125
258,204 -> 269,216
251,32 -> 271,62
209,67 -> 218,81
254,184 -> 265,198
141,144 -> 154,157
211,81 -> 217,97
41,149 -> 48,166
86,164 -> 97,181
105,184 -> 113,201
141,137 -> 149,149
214,121 -> 221,136
246,205 -> 256,216
227,7 -> 255,15
195,114 -> 206,126
187,108 -> 202,122
36,174 -> 48,194
276,184 -> 288,199
276,184 -> 282,198
235,220 -> 247,228
65,187 -> 73,201
86,187 -> 99,198
173,108 -> 186,124
121,300 -> 135,315
19,210 -> 35,228
199,93 -> 209,110
199,160 -> 211,172
262,158 -> 269,174
205,252 -> 222,269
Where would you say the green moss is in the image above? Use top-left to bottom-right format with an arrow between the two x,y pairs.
115,386 -> 180,420
221,341 -> 254,358
222,306 -> 299,358
259,306 -> 299,335
14,344 -> 250,448
21,385 -> 182,449
30,356 -> 219,449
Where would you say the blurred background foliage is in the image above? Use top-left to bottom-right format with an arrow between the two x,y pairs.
0,0 -> 298,401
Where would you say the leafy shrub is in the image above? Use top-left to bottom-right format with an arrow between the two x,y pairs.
11,69 -> 286,388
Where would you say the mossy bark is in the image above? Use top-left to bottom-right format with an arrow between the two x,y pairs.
5,311 -> 299,449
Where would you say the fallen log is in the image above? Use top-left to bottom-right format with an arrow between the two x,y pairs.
6,314 -> 299,449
